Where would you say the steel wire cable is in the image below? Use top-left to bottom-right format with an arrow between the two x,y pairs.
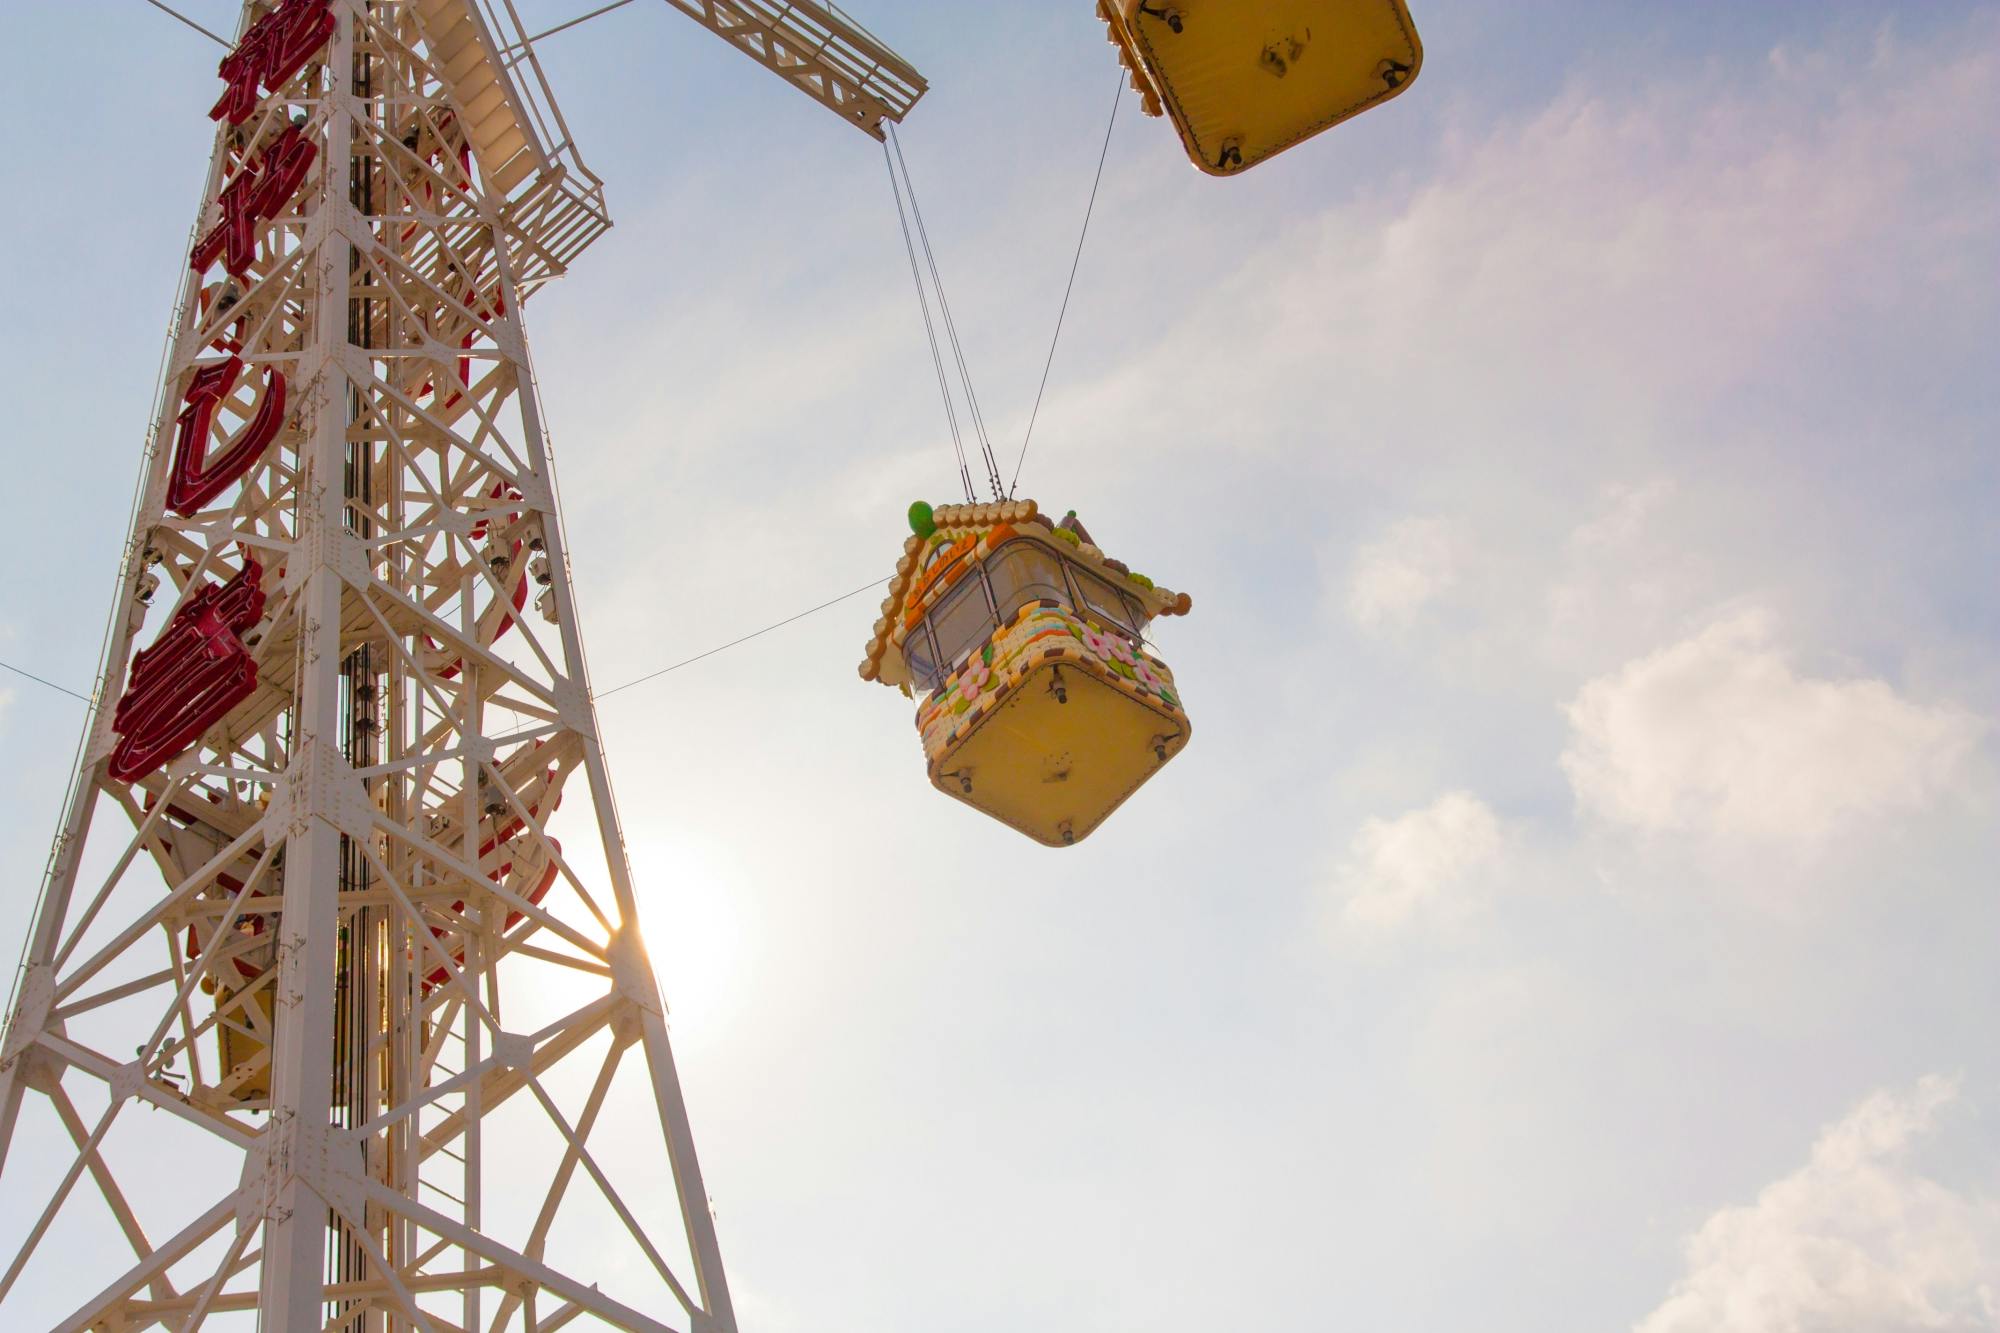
883,140 -> 976,503
0,660 -> 91,703
594,576 -> 889,698
141,0 -> 229,47
886,125 -> 1005,501
6,569 -> 892,723
1011,72 -> 1124,498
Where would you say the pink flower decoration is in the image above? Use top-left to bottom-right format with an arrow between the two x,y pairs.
1079,625 -> 1136,665
960,658 -> 994,700
1132,656 -> 1162,690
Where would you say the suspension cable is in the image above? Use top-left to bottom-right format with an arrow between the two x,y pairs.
1010,72 -> 1124,498
140,0 -> 230,47
13,574 -> 894,724
0,659 -> 90,704
887,125 -> 1006,502
511,0 -> 638,50
883,140 -> 976,503
595,576 -> 889,698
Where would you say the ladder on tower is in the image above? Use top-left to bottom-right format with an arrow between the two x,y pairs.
413,0 -> 545,193
411,0 -> 614,287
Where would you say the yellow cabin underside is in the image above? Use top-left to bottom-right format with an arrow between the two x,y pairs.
929,656 -> 1189,846
1126,0 -> 1422,174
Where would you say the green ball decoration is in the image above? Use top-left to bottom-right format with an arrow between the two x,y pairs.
908,500 -> 936,538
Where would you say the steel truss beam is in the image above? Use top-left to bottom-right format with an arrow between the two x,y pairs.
1,4 -> 733,1328
653,0 -> 927,138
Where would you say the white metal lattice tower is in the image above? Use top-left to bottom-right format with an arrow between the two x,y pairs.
0,2 -> 919,1327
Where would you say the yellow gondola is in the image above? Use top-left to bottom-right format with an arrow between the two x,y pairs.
860,499 -> 1193,846
1098,0 -> 1422,175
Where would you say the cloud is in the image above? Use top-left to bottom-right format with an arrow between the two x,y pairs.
1562,612 -> 1984,844
1543,480 -> 1698,663
1329,791 -> 1506,937
1052,15 -> 2000,495
1636,1075 -> 2000,1333
1344,517 -> 1464,635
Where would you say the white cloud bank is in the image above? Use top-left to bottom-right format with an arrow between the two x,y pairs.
1329,791 -> 1505,937
1637,1076 -> 2000,1333
1543,480 -> 1694,666
1344,517 -> 1465,635
1066,13 -> 2000,493
1562,613 -> 1984,844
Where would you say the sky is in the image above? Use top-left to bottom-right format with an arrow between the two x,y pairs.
3,2 -> 1999,1330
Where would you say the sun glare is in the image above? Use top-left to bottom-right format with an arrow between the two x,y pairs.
626,828 -> 752,1049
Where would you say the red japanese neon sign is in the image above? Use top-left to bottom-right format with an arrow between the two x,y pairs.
167,357 -> 287,516
109,562 -> 267,783
210,0 -> 336,126
191,123 -> 318,278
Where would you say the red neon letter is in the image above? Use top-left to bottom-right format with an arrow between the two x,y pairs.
191,124 -> 319,278
210,0 -> 336,126
109,562 -> 268,783
166,357 -> 287,516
